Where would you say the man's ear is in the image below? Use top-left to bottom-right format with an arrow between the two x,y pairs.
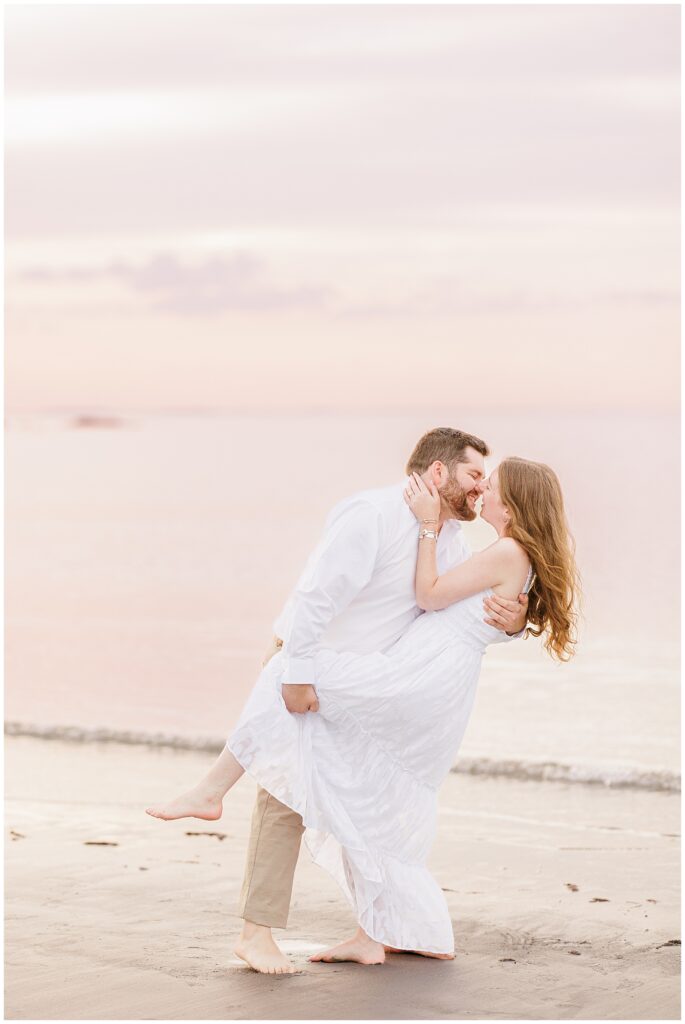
431,461 -> 447,488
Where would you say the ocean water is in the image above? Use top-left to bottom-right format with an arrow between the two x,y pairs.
5,410 -> 680,781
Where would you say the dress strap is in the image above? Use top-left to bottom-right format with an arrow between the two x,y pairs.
522,564 -> 536,594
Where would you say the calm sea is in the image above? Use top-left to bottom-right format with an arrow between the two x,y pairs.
5,410 -> 680,780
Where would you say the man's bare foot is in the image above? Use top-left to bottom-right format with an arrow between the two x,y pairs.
145,786 -> 223,821
384,945 -> 455,960
309,928 -> 385,965
234,923 -> 297,975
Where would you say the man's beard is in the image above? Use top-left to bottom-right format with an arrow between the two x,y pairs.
441,478 -> 477,521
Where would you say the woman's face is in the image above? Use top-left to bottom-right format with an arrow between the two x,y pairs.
480,468 -> 509,531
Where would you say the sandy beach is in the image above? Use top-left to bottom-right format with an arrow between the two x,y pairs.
5,735 -> 680,1020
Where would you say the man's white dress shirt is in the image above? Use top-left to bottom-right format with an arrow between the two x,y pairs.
274,481 -> 473,685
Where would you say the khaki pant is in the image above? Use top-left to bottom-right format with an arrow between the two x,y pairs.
238,786 -> 305,928
238,634 -> 305,928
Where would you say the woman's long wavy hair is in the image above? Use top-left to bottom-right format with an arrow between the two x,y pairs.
498,457 -> 580,661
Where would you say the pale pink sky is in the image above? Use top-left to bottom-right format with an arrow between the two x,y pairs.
5,5 -> 680,413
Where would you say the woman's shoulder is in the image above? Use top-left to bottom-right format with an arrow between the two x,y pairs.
487,537 -> 531,594
490,536 -> 530,570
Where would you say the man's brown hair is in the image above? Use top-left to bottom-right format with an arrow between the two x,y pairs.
405,427 -> 490,475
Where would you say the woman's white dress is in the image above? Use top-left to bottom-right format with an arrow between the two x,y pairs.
227,570 -> 532,955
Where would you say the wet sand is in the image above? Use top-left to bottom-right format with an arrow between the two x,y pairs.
5,737 -> 680,1020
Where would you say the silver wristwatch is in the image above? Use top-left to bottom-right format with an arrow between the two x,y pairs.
419,529 -> 438,541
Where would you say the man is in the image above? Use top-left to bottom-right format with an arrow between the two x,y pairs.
234,428 -> 528,973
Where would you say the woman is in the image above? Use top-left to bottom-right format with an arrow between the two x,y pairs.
146,457 -> 579,960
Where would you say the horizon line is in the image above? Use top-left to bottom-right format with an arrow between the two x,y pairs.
5,404 -> 680,420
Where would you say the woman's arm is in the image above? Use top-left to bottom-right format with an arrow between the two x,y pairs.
415,541 -> 511,611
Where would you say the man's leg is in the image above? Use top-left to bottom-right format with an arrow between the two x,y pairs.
233,785 -> 305,974
239,785 -> 304,926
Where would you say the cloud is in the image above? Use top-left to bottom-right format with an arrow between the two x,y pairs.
19,251 -> 336,315
335,282 -> 681,320
5,6 -> 679,97
18,251 -> 680,322
5,6 -> 679,242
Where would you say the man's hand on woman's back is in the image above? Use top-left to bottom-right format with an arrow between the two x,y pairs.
483,592 -> 529,635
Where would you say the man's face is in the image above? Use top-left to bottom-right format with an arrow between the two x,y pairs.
439,447 -> 486,521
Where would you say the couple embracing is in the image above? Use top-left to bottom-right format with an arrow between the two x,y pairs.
147,427 -> 579,974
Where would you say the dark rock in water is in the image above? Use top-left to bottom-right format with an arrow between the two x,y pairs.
70,415 -> 124,429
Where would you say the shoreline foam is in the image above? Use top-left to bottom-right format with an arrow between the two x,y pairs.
5,720 -> 679,793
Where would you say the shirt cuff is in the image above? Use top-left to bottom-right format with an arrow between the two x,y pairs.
281,655 -> 316,685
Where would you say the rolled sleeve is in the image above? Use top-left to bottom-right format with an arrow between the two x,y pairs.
281,654 -> 316,683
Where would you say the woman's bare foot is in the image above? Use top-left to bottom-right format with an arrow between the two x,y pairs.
384,945 -> 455,960
234,923 -> 298,975
309,928 -> 385,965
145,786 -> 223,822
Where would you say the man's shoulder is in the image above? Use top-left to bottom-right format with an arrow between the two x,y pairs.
331,482 -> 404,518
324,483 -> 406,538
